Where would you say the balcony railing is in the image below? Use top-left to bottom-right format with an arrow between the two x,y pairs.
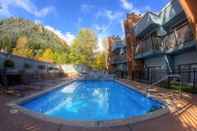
135,37 -> 162,57
111,54 -> 127,64
135,23 -> 195,58
164,24 -> 194,52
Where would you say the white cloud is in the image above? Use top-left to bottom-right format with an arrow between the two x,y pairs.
96,9 -> 123,21
0,0 -> 55,18
0,1 -> 12,18
0,6 -> 11,18
120,0 -> 133,10
94,24 -> 109,33
45,25 -> 75,46
80,4 -> 94,14
65,32 -> 75,46
120,20 -> 125,37
45,25 -> 66,43
95,9 -> 124,35
94,9 -> 125,52
105,10 -> 123,20
34,19 -> 42,24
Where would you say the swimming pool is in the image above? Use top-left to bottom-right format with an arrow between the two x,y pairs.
12,80 -> 168,127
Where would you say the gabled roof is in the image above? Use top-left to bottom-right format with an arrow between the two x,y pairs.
133,0 -> 185,36
134,12 -> 161,36
160,0 -> 184,25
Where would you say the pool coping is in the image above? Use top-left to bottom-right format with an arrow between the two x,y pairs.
7,79 -> 169,128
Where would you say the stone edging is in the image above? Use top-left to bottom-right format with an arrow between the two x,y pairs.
7,79 -> 169,128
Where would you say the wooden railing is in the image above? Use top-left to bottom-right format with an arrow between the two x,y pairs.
111,54 -> 127,64
164,24 -> 194,51
135,37 -> 162,56
135,23 -> 194,57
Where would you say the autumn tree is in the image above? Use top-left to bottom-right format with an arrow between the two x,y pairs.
92,52 -> 107,70
66,28 -> 97,66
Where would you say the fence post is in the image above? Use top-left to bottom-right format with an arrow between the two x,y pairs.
193,69 -> 196,88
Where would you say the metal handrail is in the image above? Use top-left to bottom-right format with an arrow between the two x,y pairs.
146,74 -> 182,96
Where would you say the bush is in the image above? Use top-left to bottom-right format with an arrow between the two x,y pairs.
164,81 -> 197,94
3,59 -> 15,69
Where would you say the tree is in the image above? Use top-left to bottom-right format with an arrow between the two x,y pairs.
92,52 -> 107,70
37,48 -> 54,63
66,28 -> 97,66
0,34 -> 13,52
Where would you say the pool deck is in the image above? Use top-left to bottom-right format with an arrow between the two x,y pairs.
0,78 -> 197,131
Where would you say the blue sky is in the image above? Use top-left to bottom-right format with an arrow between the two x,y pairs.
0,0 -> 170,49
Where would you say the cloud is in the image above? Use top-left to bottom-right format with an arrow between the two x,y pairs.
65,32 -> 75,46
45,26 -> 66,43
0,6 -> 11,18
34,19 -> 42,24
0,1 -> 12,18
96,9 -> 123,21
120,20 -> 125,37
0,0 -> 55,18
80,4 -> 94,14
94,24 -> 109,33
95,9 -> 124,35
45,25 -> 75,46
120,0 -> 133,10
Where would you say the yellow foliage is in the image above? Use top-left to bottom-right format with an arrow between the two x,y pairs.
16,35 -> 28,48
37,48 -> 54,63
12,48 -> 33,58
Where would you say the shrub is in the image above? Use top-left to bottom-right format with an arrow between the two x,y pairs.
3,59 -> 15,69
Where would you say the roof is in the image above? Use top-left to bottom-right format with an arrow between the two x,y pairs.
134,12 -> 161,36
133,0 -> 185,36
160,0 -> 184,25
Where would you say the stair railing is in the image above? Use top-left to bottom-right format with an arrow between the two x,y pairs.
146,74 -> 182,97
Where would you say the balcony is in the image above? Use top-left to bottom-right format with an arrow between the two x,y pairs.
112,63 -> 128,73
161,0 -> 185,27
164,23 -> 196,54
134,12 -> 161,37
111,54 -> 127,65
135,23 -> 196,59
135,37 -> 162,59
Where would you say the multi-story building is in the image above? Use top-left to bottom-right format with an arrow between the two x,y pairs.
123,0 -> 197,85
107,36 -> 127,78
179,0 -> 197,40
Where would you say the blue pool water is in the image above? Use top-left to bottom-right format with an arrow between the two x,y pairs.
21,80 -> 163,121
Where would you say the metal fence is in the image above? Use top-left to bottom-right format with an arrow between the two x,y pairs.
132,69 -> 197,88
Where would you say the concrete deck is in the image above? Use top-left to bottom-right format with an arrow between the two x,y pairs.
0,79 -> 197,131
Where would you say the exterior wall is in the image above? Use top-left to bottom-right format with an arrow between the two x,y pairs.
174,50 -> 197,66
107,37 -> 115,73
124,13 -> 143,80
144,56 -> 166,69
143,49 -> 197,71
106,36 -> 128,78
179,0 -> 197,40
0,52 -> 60,74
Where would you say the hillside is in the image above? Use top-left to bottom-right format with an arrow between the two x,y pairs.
0,17 -> 68,63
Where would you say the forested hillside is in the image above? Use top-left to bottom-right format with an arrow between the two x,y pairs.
0,17 -> 68,63
0,17 -> 107,70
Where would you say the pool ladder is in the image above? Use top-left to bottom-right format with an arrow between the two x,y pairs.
146,74 -> 182,97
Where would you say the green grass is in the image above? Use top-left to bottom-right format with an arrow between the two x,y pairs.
163,81 -> 197,94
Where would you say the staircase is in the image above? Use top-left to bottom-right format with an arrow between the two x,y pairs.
146,74 -> 182,96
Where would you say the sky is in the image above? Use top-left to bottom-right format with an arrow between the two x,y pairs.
0,0 -> 170,50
